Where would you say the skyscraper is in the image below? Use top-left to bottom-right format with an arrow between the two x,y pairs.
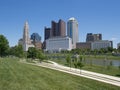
58,19 -> 66,37
51,21 -> 57,37
23,21 -> 30,44
44,27 -> 51,40
51,19 -> 66,37
67,17 -> 79,48
22,21 -> 34,51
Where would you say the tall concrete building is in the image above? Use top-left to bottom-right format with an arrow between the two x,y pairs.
86,33 -> 102,42
23,21 -> 31,45
22,21 -> 34,51
51,21 -> 57,37
67,17 -> 79,48
59,19 -> 66,37
51,19 -> 66,37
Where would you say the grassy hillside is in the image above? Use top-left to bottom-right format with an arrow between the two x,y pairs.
0,58 -> 120,90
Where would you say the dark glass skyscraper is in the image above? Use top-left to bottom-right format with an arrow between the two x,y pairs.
44,27 -> 51,40
31,33 -> 41,42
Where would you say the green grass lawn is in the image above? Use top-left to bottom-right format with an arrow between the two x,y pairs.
0,58 -> 120,90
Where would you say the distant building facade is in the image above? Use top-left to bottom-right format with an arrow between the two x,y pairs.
46,36 -> 72,52
76,42 -> 91,50
86,33 -> 102,42
91,40 -> 113,50
117,43 -> 120,49
67,17 -> 79,48
33,42 -> 42,49
18,38 -> 23,45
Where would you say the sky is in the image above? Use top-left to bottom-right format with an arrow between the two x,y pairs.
0,0 -> 120,48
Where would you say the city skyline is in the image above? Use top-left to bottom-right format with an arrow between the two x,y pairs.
0,0 -> 120,48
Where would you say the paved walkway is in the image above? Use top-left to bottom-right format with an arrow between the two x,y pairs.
21,60 -> 120,87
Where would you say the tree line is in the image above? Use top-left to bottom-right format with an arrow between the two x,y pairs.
66,54 -> 84,74
0,35 -> 45,62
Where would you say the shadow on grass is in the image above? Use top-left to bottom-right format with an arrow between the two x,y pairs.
115,74 -> 120,77
64,63 -> 68,66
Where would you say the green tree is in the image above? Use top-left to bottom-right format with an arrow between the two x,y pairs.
93,49 -> 98,58
0,35 -> 9,57
107,47 -> 113,53
27,47 -> 38,59
118,65 -> 120,76
66,55 -> 71,67
90,58 -> 93,68
77,55 -> 84,74
107,61 -> 113,70
9,45 -> 24,58
83,54 -> 86,64
27,47 -> 45,62
37,50 -> 45,63
113,48 -> 117,53
99,48 -> 104,54
73,57 -> 78,69
118,46 -> 120,53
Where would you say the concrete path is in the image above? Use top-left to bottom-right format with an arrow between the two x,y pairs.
21,60 -> 120,87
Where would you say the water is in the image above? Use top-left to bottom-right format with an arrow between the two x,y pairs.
48,55 -> 120,67
85,59 -> 120,67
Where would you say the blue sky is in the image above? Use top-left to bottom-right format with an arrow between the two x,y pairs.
0,0 -> 120,48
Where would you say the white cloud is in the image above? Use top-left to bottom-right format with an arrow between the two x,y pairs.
110,37 -> 117,41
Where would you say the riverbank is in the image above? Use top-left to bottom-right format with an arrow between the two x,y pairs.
1,58 -> 120,90
49,58 -> 120,77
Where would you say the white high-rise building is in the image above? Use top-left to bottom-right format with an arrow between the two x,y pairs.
67,17 -> 79,49
22,21 -> 34,51
23,21 -> 31,45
